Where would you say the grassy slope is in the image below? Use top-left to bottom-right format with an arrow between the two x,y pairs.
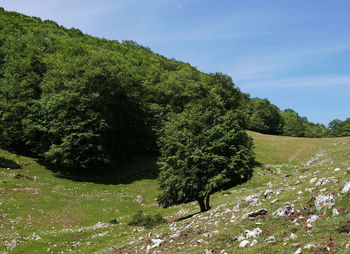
1,132 -> 350,253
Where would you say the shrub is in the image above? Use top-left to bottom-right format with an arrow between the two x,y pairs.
128,211 -> 166,228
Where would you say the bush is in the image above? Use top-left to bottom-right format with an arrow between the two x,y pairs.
128,211 -> 166,228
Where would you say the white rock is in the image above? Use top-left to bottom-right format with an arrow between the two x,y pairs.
297,191 -> 303,195
290,233 -> 296,240
250,239 -> 258,246
304,244 -> 316,249
170,231 -> 181,239
264,189 -> 273,198
315,194 -> 335,211
245,194 -> 260,206
273,205 -> 294,217
150,239 -> 164,249
203,232 -> 212,238
271,199 -> 279,204
245,228 -> 262,238
294,247 -> 302,254
265,236 -> 275,243
332,208 -> 339,216
243,209 -> 268,219
239,240 -> 250,248
342,182 -> 350,194
306,215 -> 319,224
334,168 -> 341,172
309,177 -> 317,184
316,178 -> 328,188
185,224 -> 192,230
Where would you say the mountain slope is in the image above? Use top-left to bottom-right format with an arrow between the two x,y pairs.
1,132 -> 350,253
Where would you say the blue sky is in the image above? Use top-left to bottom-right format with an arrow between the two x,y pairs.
1,0 -> 350,125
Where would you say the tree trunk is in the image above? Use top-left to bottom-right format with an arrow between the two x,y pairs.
205,195 -> 211,210
198,198 -> 206,212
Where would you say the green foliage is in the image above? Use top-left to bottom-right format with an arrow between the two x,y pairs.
248,98 -> 283,135
157,102 -> 255,212
281,109 -> 306,137
328,118 -> 350,137
128,211 -> 166,228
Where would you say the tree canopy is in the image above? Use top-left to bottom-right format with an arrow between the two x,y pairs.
157,102 -> 254,212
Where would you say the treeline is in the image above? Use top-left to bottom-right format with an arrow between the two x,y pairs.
244,97 -> 350,138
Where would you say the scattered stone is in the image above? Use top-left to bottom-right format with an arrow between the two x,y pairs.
250,239 -> 258,246
239,240 -> 250,248
309,177 -> 317,184
135,194 -> 144,205
295,180 -> 301,185
203,232 -> 212,238
265,236 -> 275,243
263,190 -> 273,198
108,246 -> 117,252
315,194 -> 335,211
290,233 -> 296,240
273,205 -> 294,217
244,209 -> 268,218
342,182 -> 350,194
316,178 -> 328,188
304,244 -> 316,249
332,208 -> 339,216
150,239 -> 164,249
294,247 -> 302,254
5,239 -> 18,250
245,194 -> 260,206
230,214 -> 237,223
233,235 -> 246,242
170,231 -> 181,239
245,228 -> 262,238
334,167 -> 341,172
204,248 -> 214,254
306,215 -> 319,224
271,199 -> 279,204
72,242 -> 82,247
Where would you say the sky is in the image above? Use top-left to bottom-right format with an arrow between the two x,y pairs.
1,0 -> 350,125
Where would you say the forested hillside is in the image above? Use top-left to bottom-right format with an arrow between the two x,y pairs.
0,8 -> 349,172
0,8 -> 252,172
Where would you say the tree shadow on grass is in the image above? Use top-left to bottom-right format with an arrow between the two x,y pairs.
46,153 -> 160,185
173,211 -> 201,222
0,157 -> 21,169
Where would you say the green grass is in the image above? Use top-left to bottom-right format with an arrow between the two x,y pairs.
1,131 -> 350,253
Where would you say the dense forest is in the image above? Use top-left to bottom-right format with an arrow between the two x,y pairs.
0,7 -> 349,174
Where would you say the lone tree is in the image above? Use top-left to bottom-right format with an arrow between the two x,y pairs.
157,103 -> 255,212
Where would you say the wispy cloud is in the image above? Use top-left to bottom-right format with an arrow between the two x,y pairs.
241,75 -> 350,89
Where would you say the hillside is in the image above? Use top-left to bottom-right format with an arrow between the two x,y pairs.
1,132 -> 350,253
0,7 -> 249,171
